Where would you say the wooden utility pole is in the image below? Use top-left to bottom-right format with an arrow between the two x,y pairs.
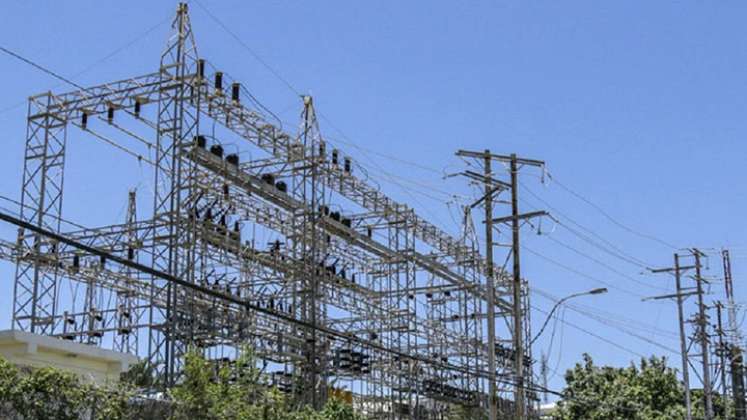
693,249 -> 714,420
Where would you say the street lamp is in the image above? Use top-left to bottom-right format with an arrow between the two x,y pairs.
530,287 -> 608,346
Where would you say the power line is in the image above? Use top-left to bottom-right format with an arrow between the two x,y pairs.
547,172 -> 679,250
520,181 -> 654,270
522,243 -> 646,299
192,0 -> 302,97
0,45 -> 86,91
542,232 -> 668,292
0,15 -> 170,116
531,303 -> 645,358
533,290 -> 679,353
0,207 -> 648,415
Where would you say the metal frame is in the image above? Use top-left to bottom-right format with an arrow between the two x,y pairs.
4,4 -> 529,418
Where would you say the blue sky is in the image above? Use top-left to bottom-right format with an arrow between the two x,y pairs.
0,1 -> 746,398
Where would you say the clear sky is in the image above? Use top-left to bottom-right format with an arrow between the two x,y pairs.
0,1 -> 746,399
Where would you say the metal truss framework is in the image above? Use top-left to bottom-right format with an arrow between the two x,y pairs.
4,4 -> 532,418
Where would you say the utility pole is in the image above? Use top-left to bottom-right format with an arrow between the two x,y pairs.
649,253 -> 694,420
509,154 -> 526,419
675,254 -> 693,420
485,153 -> 545,419
454,150 -> 545,420
483,150 -> 498,420
723,249 -> 746,419
540,351 -> 549,404
693,249 -> 714,420
454,149 -> 508,420
714,302 -> 728,398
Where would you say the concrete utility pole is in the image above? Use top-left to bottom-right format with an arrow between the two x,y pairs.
489,153 -> 545,419
714,302 -> 728,398
454,150 -> 545,420
509,154 -> 526,420
693,249 -> 714,420
693,250 -> 715,420
648,253 -> 695,420
483,150 -> 498,420
722,249 -> 746,420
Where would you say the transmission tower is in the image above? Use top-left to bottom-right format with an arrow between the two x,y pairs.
0,3 -> 528,418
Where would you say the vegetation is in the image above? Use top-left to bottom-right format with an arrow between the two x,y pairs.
555,353 -> 732,420
0,349 -> 363,420
0,355 -> 131,419
169,348 -> 363,420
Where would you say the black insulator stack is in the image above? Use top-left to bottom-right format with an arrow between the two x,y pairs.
127,247 -> 134,260
261,173 -> 275,185
100,255 -> 106,268
210,144 -> 224,158
215,72 -> 223,91
344,157 -> 351,173
226,153 -> 239,166
72,255 -> 80,269
197,59 -> 205,79
219,214 -> 226,227
331,149 -> 339,165
367,226 -> 373,238
195,135 -> 207,148
330,211 -> 341,222
341,218 -> 352,228
319,141 -> 326,159
231,83 -> 240,103
275,181 -> 287,193
325,234 -> 331,244
320,205 -> 330,216
81,112 -> 88,129
223,183 -> 230,196
107,106 -> 114,123
134,100 -> 141,117
233,221 -> 240,232
205,208 -> 213,221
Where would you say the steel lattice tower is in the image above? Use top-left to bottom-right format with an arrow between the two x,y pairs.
3,4 -> 528,418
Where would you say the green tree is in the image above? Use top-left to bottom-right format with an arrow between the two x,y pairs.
555,353 -> 732,420
169,347 -> 362,420
0,354 -> 131,420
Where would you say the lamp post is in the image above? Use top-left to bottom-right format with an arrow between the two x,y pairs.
530,288 -> 608,346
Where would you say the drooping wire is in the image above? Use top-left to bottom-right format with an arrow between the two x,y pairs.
546,172 -> 679,250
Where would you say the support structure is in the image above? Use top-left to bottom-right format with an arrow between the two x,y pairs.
455,150 -> 545,419
722,249 -> 746,419
0,3 -> 530,418
693,249 -> 714,420
649,250 -> 720,420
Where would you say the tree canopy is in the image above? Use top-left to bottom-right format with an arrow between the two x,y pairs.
0,348 -> 363,420
555,353 -> 731,420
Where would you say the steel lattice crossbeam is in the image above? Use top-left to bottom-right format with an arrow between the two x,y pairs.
4,4 -> 528,419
